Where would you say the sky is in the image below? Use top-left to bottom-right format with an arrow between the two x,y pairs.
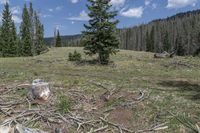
0,0 -> 200,37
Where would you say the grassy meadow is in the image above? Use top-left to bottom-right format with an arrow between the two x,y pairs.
0,47 -> 200,132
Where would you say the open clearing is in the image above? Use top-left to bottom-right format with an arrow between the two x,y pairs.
0,47 -> 200,132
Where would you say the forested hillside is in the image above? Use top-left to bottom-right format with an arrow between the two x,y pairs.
46,9 -> 200,55
118,9 -> 200,55
45,34 -> 81,47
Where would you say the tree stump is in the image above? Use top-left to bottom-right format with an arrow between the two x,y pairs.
30,79 -> 51,102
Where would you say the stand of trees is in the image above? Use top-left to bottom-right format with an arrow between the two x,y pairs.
45,9 -> 200,56
118,10 -> 200,56
0,2 -> 46,57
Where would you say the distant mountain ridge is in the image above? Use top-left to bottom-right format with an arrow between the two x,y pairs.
45,9 -> 200,55
45,34 -> 81,47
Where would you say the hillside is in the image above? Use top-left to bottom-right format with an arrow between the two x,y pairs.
0,48 -> 200,132
45,9 -> 200,55
45,34 -> 81,47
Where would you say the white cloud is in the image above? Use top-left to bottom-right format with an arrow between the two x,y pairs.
11,6 -> 21,15
145,0 -> 151,6
71,0 -> 79,4
0,0 -> 9,4
12,15 -> 22,23
56,6 -> 63,11
10,6 -> 22,23
42,14 -> 52,18
48,8 -> 53,12
152,3 -> 157,9
67,10 -> 90,21
48,6 -> 63,12
167,0 -> 197,8
110,0 -> 126,8
120,7 -> 144,18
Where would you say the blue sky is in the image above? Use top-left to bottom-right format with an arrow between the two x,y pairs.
0,0 -> 200,37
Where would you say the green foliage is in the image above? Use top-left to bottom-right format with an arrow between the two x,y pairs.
20,4 -> 32,56
55,30 -> 62,47
176,35 -> 185,56
34,11 -> 46,55
171,113 -> 199,133
163,31 -> 171,52
146,27 -> 155,52
57,94 -> 71,114
68,50 -> 82,61
0,2 -> 47,57
82,0 -> 120,64
18,3 -> 46,57
0,3 -> 18,57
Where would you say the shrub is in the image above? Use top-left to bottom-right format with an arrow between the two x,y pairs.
57,94 -> 71,114
68,50 -> 82,61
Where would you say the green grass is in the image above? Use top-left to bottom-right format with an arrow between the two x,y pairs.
57,93 -> 72,114
0,47 -> 200,132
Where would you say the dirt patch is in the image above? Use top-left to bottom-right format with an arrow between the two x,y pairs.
109,107 -> 133,128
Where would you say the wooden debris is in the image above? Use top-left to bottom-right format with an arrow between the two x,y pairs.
0,81 -> 162,133
154,51 -> 175,58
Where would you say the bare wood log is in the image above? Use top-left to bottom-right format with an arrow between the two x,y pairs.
154,51 -> 175,58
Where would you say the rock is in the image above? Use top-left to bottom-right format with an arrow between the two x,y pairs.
31,79 -> 51,101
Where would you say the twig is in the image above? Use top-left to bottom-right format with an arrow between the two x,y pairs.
100,117 -> 134,133
88,125 -> 109,133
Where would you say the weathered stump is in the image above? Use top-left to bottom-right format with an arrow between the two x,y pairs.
30,79 -> 51,101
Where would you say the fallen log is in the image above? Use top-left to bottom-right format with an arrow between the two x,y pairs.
154,51 -> 175,58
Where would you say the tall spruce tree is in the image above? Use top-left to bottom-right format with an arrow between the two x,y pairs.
55,30 -> 62,47
0,3 -> 17,57
29,2 -> 36,55
163,31 -> 170,52
82,0 -> 119,64
176,35 -> 185,56
146,26 -> 155,52
34,11 -> 46,54
0,27 -> 2,55
20,4 -> 32,56
146,31 -> 151,52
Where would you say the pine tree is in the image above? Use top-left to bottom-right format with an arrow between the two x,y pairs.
55,30 -> 62,47
176,35 -> 185,56
0,26 -> 2,56
148,26 -> 155,52
10,21 -> 18,56
163,31 -> 171,52
20,4 -> 32,56
29,2 -> 36,55
0,3 -> 17,57
146,31 -> 151,52
82,0 -> 119,64
34,11 -> 46,54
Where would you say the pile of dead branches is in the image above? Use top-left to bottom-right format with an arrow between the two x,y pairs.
0,82 -> 168,133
